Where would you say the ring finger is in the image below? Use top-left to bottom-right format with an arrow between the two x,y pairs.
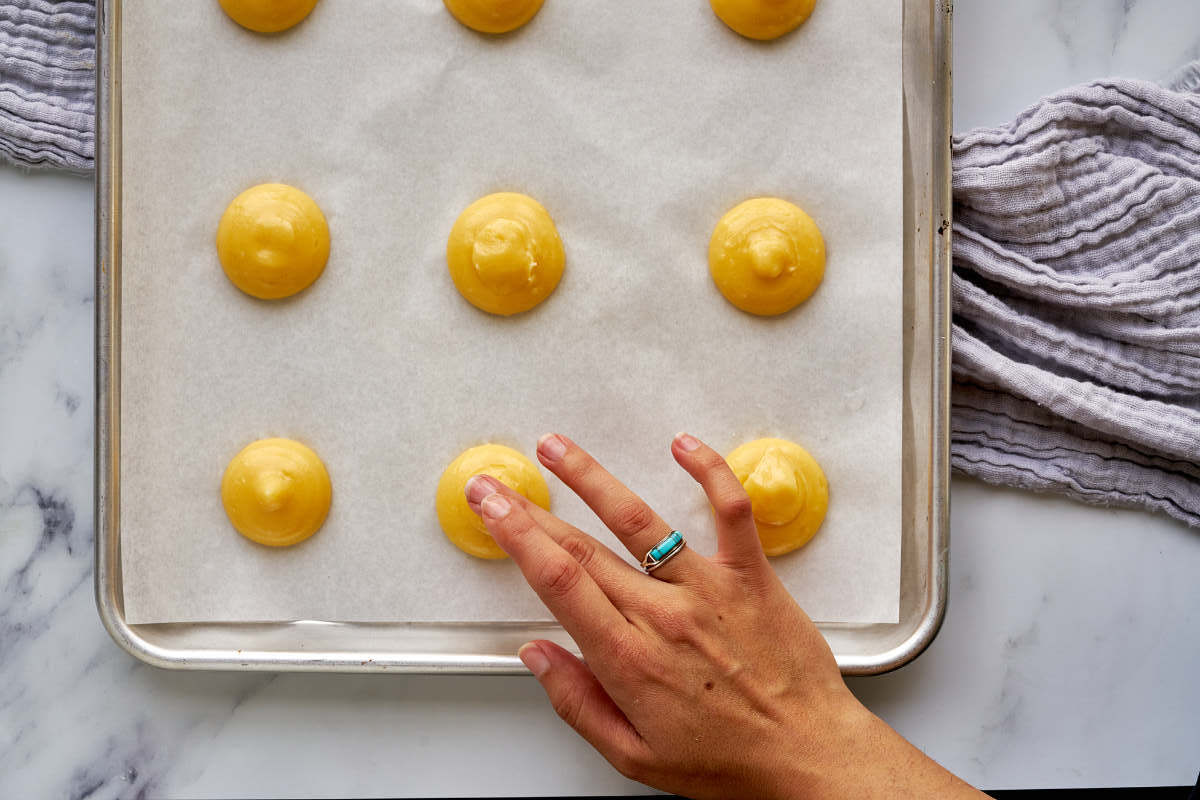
534,433 -> 708,584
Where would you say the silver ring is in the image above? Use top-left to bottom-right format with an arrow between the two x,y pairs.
641,530 -> 686,574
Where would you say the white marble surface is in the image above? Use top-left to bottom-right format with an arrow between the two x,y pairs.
1,1 -> 1198,796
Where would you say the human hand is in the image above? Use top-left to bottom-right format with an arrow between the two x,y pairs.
465,433 -> 984,800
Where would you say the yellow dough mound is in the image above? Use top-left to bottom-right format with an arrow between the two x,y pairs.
726,437 -> 828,556
436,444 -> 550,559
221,438 -> 332,547
447,193 -> 565,316
217,183 -> 331,300
444,0 -> 546,34
218,0 -> 320,33
710,0 -> 817,41
709,197 -> 825,316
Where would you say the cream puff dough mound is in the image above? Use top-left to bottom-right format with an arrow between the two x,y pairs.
726,438 -> 828,556
709,197 -> 825,316
436,444 -> 550,559
219,0 -> 320,33
217,183 -> 331,300
221,438 -> 332,547
444,0 -> 546,34
711,0 -> 817,40
447,193 -> 565,316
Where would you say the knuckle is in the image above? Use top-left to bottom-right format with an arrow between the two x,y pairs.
566,454 -> 598,485
610,498 -> 656,535
716,490 -> 754,523
560,534 -> 599,570
606,631 -> 650,677
610,748 -> 650,783
498,512 -> 536,542
552,682 -> 588,730
697,448 -> 727,471
649,602 -> 699,644
537,556 -> 585,600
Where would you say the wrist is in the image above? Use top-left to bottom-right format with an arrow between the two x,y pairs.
787,695 -> 984,800
762,690 -> 880,800
775,692 -> 985,800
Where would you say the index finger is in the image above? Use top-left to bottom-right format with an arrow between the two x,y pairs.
477,489 -> 633,655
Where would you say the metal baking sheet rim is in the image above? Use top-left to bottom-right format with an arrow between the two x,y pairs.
95,0 -> 952,675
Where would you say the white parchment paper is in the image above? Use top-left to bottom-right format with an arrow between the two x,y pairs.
120,0 -> 902,624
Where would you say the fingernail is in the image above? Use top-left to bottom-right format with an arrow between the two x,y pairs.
675,432 -> 702,452
481,493 -> 512,520
465,474 -> 501,506
537,433 -> 568,463
518,642 -> 550,678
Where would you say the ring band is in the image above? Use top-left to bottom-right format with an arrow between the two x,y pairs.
641,530 -> 686,574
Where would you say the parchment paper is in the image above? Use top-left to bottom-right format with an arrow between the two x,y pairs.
120,0 -> 903,624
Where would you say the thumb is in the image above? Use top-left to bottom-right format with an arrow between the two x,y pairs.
519,640 -> 652,782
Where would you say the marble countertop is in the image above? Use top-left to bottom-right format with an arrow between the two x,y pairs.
2,1 -> 1198,796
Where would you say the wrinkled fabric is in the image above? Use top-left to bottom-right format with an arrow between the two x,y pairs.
951,63 -> 1200,527
0,0 -> 94,169
1,2 -> 1196,525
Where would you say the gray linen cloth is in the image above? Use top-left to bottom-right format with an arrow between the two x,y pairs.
2,0 -> 1197,525
0,0 -> 94,169
952,63 -> 1200,528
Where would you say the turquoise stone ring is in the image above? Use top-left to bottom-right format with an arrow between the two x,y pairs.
641,530 -> 686,574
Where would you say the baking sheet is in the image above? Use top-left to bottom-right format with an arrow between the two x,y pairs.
120,0 -> 902,625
